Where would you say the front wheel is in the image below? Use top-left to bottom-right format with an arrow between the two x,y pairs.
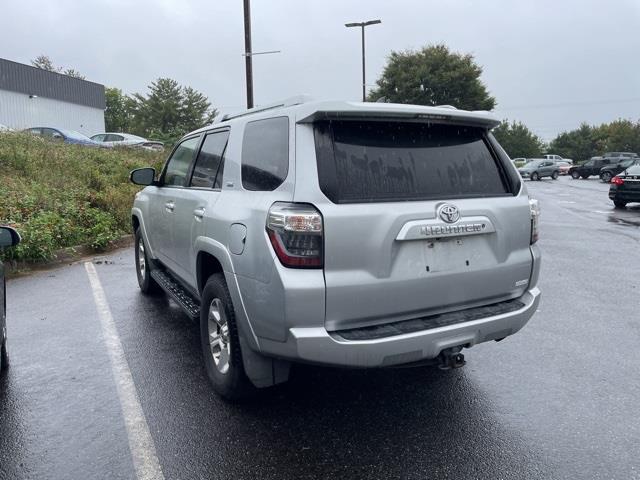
600,172 -> 612,183
531,172 -> 540,181
134,228 -> 160,294
614,200 -> 627,209
571,171 -> 580,179
200,274 -> 254,400
551,171 -> 559,180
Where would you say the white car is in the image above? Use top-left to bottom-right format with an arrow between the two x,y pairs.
544,154 -> 573,164
0,124 -> 13,132
90,132 -> 164,151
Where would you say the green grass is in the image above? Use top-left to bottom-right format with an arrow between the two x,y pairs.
0,133 -> 166,262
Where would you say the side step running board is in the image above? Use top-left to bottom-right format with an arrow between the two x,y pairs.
150,269 -> 201,320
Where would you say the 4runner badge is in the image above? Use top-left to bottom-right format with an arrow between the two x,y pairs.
438,204 -> 460,223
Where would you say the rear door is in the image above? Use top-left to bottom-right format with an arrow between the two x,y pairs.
310,120 -> 532,332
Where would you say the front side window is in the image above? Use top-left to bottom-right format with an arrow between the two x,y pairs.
190,131 -> 230,189
241,117 -> 289,191
163,136 -> 199,187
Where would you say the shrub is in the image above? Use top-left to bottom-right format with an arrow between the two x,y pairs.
0,132 -> 165,262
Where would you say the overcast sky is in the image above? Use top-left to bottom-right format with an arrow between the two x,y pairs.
2,0 -> 639,140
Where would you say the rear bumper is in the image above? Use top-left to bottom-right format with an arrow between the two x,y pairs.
261,287 -> 541,368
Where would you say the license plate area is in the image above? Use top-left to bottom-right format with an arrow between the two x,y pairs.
422,236 -> 494,274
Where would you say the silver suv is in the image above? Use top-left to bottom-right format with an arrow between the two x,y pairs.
130,98 -> 541,399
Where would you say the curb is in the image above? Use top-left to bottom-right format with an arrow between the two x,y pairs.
6,234 -> 134,278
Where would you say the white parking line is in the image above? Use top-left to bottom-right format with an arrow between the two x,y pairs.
84,262 -> 164,480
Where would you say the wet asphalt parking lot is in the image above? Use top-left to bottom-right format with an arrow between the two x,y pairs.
1,175 -> 639,480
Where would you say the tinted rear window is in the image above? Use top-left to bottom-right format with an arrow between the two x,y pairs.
314,121 -> 510,203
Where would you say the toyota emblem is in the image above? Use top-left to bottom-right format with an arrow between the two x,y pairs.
438,204 -> 460,223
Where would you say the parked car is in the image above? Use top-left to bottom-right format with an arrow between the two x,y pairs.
599,158 -> 639,183
0,124 -> 13,132
555,160 -> 572,175
609,164 -> 640,208
130,98 -> 541,399
568,156 -> 616,179
544,154 -> 573,164
0,226 -> 21,372
518,159 -> 560,180
90,133 -> 164,151
24,127 -> 106,147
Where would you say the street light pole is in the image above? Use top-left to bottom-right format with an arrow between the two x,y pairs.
243,0 -> 254,109
345,19 -> 381,102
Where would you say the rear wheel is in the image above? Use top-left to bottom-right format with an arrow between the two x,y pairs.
600,172 -> 612,183
200,274 -> 254,400
571,171 -> 580,179
531,172 -> 539,181
134,228 -> 160,294
551,171 -> 559,180
614,200 -> 627,209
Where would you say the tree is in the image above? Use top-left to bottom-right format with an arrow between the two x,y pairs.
31,55 -> 57,72
492,120 -> 545,158
104,88 -> 132,132
548,123 -> 598,162
31,55 -> 85,79
129,78 -> 217,143
368,44 -> 496,110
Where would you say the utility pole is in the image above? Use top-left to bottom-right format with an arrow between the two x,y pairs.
345,19 -> 381,102
243,0 -> 254,109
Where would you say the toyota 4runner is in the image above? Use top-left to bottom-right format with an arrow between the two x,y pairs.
130,98 -> 542,399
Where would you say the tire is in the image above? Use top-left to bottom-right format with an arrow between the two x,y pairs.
551,170 -> 559,180
134,228 -> 160,295
614,200 -> 627,209
200,274 -> 254,400
601,172 -> 612,183
531,172 -> 539,181
571,170 -> 580,179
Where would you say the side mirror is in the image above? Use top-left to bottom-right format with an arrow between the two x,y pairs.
0,226 -> 21,248
130,167 -> 156,186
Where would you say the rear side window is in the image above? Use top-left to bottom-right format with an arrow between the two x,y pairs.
163,136 -> 199,187
241,117 -> 289,191
190,131 -> 230,189
314,120 -> 510,203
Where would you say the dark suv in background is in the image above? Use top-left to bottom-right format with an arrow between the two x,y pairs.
600,158 -> 639,183
569,156 -> 616,179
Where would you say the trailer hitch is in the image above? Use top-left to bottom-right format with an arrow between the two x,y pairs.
437,347 -> 466,370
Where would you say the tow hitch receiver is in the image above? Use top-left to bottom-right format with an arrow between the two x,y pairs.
437,347 -> 466,370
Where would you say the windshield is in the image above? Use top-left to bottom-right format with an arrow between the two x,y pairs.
523,160 -> 541,168
57,129 -> 93,141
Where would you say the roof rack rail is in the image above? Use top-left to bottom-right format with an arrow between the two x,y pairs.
219,95 -> 313,122
435,105 -> 458,110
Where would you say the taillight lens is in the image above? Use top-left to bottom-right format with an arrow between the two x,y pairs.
529,198 -> 540,244
612,176 -> 625,185
266,203 -> 323,268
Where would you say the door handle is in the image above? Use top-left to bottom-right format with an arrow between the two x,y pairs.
194,207 -> 206,221
165,201 -> 175,213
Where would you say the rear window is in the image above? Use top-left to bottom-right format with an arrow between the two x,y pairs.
314,120 -> 510,203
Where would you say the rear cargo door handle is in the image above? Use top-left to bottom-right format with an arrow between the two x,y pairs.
165,201 -> 175,213
193,207 -> 206,221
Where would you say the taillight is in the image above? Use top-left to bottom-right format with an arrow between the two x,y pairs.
529,198 -> 540,244
266,203 -> 323,268
612,176 -> 625,185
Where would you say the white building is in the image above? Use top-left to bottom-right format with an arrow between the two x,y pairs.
0,58 -> 105,136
